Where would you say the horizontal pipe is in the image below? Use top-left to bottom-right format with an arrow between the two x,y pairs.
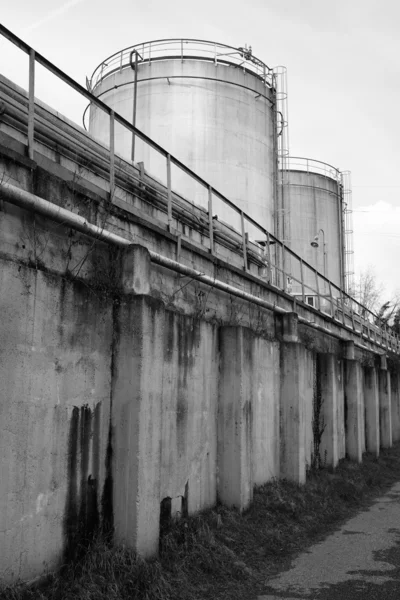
0,181 -> 131,247
149,249 -> 286,314
0,181 -> 284,316
0,181 -> 393,355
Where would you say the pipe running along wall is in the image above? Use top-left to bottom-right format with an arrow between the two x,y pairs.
0,180 -> 393,355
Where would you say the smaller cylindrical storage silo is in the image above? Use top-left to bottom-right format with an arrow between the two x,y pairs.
281,158 -> 345,306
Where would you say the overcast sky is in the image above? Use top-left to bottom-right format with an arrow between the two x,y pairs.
1,0 -> 400,299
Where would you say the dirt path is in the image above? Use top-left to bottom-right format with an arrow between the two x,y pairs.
258,481 -> 400,599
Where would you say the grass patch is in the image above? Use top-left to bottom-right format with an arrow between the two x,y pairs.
3,443 -> 400,600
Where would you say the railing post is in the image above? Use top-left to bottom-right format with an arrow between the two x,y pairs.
315,268 -> 321,310
131,50 -> 139,163
28,49 -> 35,161
166,153 -> 172,230
329,281 -> 334,317
240,211 -> 248,271
266,232 -> 272,284
340,289 -> 346,325
109,110 -> 115,199
208,186 -> 214,254
366,314 -> 371,343
350,301 -> 356,331
282,242 -> 287,293
300,258 -> 305,303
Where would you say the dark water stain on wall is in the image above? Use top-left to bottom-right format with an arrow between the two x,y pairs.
313,354 -> 323,469
64,407 -> 80,562
93,403 -> 101,489
101,423 -> 114,537
80,406 -> 99,542
176,317 -> 192,455
164,311 -> 175,363
63,405 -> 100,562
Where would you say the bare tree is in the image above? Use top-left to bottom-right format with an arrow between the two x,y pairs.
352,266 -> 400,326
352,267 -> 384,313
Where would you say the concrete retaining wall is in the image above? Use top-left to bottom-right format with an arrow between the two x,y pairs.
0,254 -> 113,581
1,141 -> 400,585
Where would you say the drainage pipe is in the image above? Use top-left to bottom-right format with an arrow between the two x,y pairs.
0,180 -> 387,354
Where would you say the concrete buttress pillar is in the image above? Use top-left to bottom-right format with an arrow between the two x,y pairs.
344,344 -> 363,462
379,361 -> 392,448
112,245 -> 163,556
218,327 -> 254,511
363,367 -> 380,457
390,371 -> 400,443
280,340 -> 313,484
318,354 -> 339,468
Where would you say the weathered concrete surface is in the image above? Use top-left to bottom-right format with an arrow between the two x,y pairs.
218,328 -> 279,511
391,372 -> 400,443
336,360 -> 346,461
112,294 -> 218,555
364,366 -> 380,456
280,343 -> 314,484
258,481 -> 400,600
0,255 -> 112,581
319,354 -> 340,468
252,339 -> 280,487
380,368 -> 393,449
2,75 -> 400,586
344,359 -> 363,462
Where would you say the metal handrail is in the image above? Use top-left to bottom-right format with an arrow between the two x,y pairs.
285,156 -> 341,183
0,23 -> 398,354
88,38 -> 274,90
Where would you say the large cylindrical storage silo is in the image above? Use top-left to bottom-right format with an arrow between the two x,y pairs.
282,158 -> 345,301
87,40 -> 277,233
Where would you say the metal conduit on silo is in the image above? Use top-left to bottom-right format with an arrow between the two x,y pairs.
85,39 -> 279,235
281,157 -> 347,308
